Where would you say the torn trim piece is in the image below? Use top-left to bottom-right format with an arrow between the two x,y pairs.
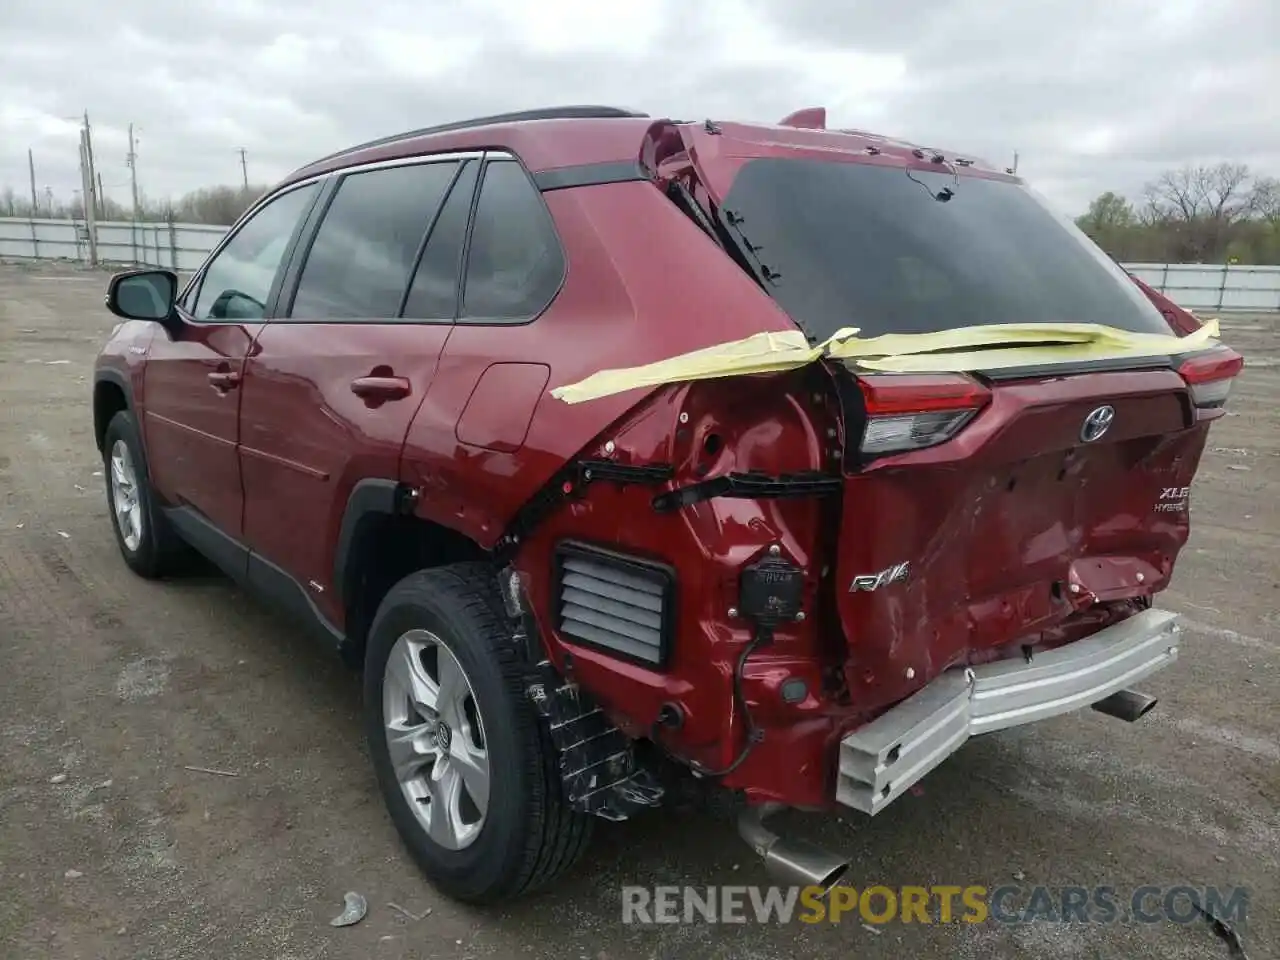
494,459 -> 673,556
652,470 -> 842,513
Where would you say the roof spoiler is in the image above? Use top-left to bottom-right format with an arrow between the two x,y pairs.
778,107 -> 827,129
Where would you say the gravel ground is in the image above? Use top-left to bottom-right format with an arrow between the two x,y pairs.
0,259 -> 1276,960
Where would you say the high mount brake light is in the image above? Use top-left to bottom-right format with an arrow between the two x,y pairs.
857,374 -> 991,454
1177,347 -> 1245,410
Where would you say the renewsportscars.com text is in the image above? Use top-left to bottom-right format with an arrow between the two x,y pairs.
621,884 -> 1250,926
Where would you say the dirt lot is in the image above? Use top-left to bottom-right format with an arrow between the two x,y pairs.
0,259 -> 1276,960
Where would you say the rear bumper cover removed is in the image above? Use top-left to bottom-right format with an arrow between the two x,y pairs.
837,608 -> 1182,815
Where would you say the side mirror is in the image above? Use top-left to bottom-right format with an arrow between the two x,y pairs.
105,269 -> 178,323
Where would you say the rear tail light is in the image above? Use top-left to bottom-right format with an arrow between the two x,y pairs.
857,373 -> 991,454
1177,347 -> 1245,410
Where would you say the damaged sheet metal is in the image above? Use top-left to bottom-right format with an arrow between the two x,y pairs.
549,320 -> 1222,405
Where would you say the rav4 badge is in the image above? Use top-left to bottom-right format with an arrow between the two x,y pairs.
849,562 -> 911,593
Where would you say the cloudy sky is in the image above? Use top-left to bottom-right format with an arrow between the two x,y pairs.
1,0 -> 1276,216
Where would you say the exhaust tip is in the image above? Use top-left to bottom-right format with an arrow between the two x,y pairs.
1091,689 -> 1158,723
738,804 -> 850,895
812,861 -> 851,897
762,839 -> 851,895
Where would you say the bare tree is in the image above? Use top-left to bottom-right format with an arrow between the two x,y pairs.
1142,163 -> 1256,261
1252,176 -> 1280,225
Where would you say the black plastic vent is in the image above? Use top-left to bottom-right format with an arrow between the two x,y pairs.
554,542 -> 675,668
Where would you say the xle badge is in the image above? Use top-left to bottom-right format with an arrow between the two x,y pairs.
1155,485 -> 1190,513
849,562 -> 911,593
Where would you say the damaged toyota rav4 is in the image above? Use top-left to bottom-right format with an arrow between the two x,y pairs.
93,105 -> 1243,903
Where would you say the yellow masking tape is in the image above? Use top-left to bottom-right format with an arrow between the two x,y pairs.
549,320 -> 1221,404
548,329 -> 827,404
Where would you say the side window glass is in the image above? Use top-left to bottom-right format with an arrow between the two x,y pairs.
460,160 -> 565,322
402,160 -> 479,320
192,183 -> 317,321
290,162 -> 458,320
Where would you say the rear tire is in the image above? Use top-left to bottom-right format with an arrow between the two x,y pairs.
363,563 -> 593,903
102,410 -> 189,579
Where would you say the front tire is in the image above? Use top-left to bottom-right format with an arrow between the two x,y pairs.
363,563 -> 593,903
101,410 -> 188,579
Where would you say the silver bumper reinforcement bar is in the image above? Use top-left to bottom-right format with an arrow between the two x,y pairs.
837,608 -> 1182,816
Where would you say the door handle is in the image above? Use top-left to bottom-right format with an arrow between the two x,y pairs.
350,376 -> 411,401
208,370 -> 241,390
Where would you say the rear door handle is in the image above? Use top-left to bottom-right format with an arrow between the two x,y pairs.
208,370 -> 241,390
350,376 -> 411,401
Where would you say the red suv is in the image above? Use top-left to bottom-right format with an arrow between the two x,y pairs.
94,105 -> 1243,903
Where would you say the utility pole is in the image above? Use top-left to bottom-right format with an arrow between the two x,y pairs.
237,147 -> 249,190
28,149 -> 38,216
78,127 -> 99,265
97,172 -> 107,216
1012,150 -> 1020,175
83,111 -> 102,220
126,122 -> 140,220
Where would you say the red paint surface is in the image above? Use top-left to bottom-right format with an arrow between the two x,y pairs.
141,317 -> 259,538
237,322 -> 451,624
455,363 -> 551,453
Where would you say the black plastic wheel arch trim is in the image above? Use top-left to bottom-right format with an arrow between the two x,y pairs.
332,478 -> 413,607
92,368 -> 134,451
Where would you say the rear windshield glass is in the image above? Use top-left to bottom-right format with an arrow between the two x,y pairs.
720,158 -> 1172,340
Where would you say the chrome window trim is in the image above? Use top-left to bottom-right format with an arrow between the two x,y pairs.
181,149 -> 505,305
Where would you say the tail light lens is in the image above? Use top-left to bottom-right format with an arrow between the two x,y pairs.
1177,347 -> 1245,410
857,373 -> 991,454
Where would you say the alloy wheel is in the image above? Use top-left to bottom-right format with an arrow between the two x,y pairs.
383,629 -> 490,850
109,438 -> 143,552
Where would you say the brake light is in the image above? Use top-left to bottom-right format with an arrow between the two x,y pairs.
1177,347 -> 1244,410
857,374 -> 991,454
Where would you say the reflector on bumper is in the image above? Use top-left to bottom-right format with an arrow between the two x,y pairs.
836,608 -> 1182,816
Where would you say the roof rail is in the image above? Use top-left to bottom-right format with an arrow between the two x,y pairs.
312,105 -> 650,166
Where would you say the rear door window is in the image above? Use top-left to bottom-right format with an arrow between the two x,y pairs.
402,160 -> 480,320
459,159 -> 565,323
289,161 -> 458,319
718,158 -> 1173,340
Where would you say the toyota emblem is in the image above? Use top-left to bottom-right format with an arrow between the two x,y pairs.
1080,405 -> 1115,443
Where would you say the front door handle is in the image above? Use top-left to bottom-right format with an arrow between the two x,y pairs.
208,370 -> 241,390
350,376 -> 411,401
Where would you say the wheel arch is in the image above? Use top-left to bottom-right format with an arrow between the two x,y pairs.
335,479 -> 490,667
93,369 -> 133,453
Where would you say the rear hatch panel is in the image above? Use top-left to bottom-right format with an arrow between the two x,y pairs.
834,366 -> 1205,714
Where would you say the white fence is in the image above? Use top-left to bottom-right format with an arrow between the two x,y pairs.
1122,262 -> 1280,313
0,217 -> 224,273
1,216 -> 1278,312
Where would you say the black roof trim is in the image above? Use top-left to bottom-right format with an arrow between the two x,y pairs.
534,160 -> 651,192
311,106 -> 649,166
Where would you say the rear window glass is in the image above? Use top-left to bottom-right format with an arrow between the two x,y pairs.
719,158 -> 1172,340
460,160 -> 564,322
